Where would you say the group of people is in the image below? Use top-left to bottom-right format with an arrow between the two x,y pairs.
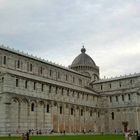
125,130 -> 132,140
21,132 -> 29,140
125,130 -> 140,140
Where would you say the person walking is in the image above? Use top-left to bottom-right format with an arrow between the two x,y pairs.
26,132 -> 29,140
125,131 -> 129,140
137,134 -> 140,140
128,132 -> 132,140
21,133 -> 26,140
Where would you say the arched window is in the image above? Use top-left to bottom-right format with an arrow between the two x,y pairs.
50,70 -> 52,76
30,63 -> 33,72
90,110 -> 92,117
71,108 -> 74,115
122,95 -> 124,101
33,82 -> 36,90
109,83 -> 112,88
116,96 -> 118,102
101,85 -> 103,90
81,109 -> 83,116
3,56 -> 6,65
17,60 -> 20,68
16,78 -> 19,87
119,81 -> 122,87
60,106 -> 62,114
47,104 -> 49,113
25,80 -> 28,88
2,77 -> 4,83
130,79 -> 133,85
31,103 -> 34,111
128,94 -> 131,100
111,112 -> 114,120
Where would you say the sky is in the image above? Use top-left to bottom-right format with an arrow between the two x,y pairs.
0,0 -> 140,78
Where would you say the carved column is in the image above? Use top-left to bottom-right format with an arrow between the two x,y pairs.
63,103 -> 66,132
51,101 -> 59,132
35,101 -> 38,129
56,102 -> 59,133
51,101 -> 54,131
27,100 -> 30,130
18,101 -> 21,130
73,105 -> 76,132
79,106 -> 82,132
68,104 -> 71,133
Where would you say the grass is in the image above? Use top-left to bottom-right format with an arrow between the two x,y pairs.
0,135 -> 136,140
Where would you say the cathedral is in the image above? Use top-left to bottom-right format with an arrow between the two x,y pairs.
0,45 -> 140,135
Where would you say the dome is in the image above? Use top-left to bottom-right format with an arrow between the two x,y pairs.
71,46 -> 96,67
70,46 -> 100,81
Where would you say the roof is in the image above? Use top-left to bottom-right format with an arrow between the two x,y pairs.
0,45 -> 90,78
93,72 -> 140,84
71,46 -> 96,67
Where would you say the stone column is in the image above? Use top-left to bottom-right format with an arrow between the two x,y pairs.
51,101 -> 59,132
136,107 -> 140,131
63,104 -> 66,132
57,103 -> 60,133
27,100 -> 30,130
35,101 -> 38,129
83,107 -> 86,132
51,101 -> 54,131
4,94 -> 12,135
77,106 -> 80,132
73,106 -> 76,132
65,104 -> 69,132
43,103 -> 45,130
18,101 -> 21,130
79,106 -> 81,132
68,104 -> 71,133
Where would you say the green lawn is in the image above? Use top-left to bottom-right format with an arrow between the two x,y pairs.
0,135 -> 136,140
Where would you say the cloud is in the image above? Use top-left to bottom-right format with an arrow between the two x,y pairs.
0,0 -> 140,78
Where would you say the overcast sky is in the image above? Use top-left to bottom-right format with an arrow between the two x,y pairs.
0,0 -> 140,78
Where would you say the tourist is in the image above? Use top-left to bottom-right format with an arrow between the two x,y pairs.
135,130 -> 139,136
137,134 -> 140,140
26,132 -> 29,140
63,130 -> 65,134
128,131 -> 132,140
124,131 -> 129,140
21,133 -> 26,140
